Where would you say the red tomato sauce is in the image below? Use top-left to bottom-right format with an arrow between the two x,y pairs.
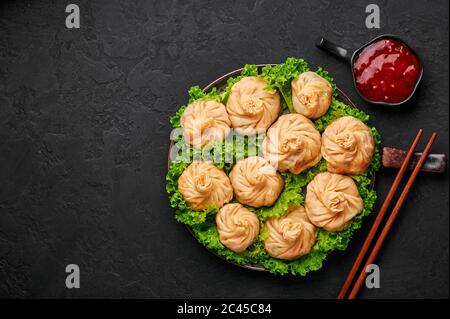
353,38 -> 421,104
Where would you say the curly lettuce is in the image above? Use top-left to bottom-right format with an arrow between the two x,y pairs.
261,57 -> 309,112
166,57 -> 381,276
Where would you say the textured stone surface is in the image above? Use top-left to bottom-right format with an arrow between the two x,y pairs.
0,0 -> 448,298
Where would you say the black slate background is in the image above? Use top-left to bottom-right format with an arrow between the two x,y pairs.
0,0 -> 448,299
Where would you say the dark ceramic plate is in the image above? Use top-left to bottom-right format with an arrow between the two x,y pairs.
168,64 -> 375,273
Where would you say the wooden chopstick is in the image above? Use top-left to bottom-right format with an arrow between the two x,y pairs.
337,129 -> 424,299
347,132 -> 437,299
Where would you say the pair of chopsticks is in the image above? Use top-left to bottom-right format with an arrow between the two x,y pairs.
338,129 -> 437,299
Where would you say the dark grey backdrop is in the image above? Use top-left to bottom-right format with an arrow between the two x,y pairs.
0,0 -> 448,298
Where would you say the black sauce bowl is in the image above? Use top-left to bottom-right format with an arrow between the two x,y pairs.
316,34 -> 424,107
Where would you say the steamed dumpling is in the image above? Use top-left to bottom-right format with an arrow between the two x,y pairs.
229,157 -> 284,208
181,99 -> 231,148
291,71 -> 332,119
178,161 -> 233,211
264,206 -> 317,260
321,116 -> 375,175
216,203 -> 260,253
226,76 -> 280,135
262,114 -> 322,174
305,172 -> 363,232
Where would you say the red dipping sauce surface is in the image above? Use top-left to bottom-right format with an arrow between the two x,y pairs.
353,38 -> 421,104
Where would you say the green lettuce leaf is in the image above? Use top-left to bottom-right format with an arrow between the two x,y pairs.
261,57 -> 310,112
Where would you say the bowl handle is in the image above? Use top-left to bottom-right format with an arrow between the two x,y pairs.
316,37 -> 352,65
